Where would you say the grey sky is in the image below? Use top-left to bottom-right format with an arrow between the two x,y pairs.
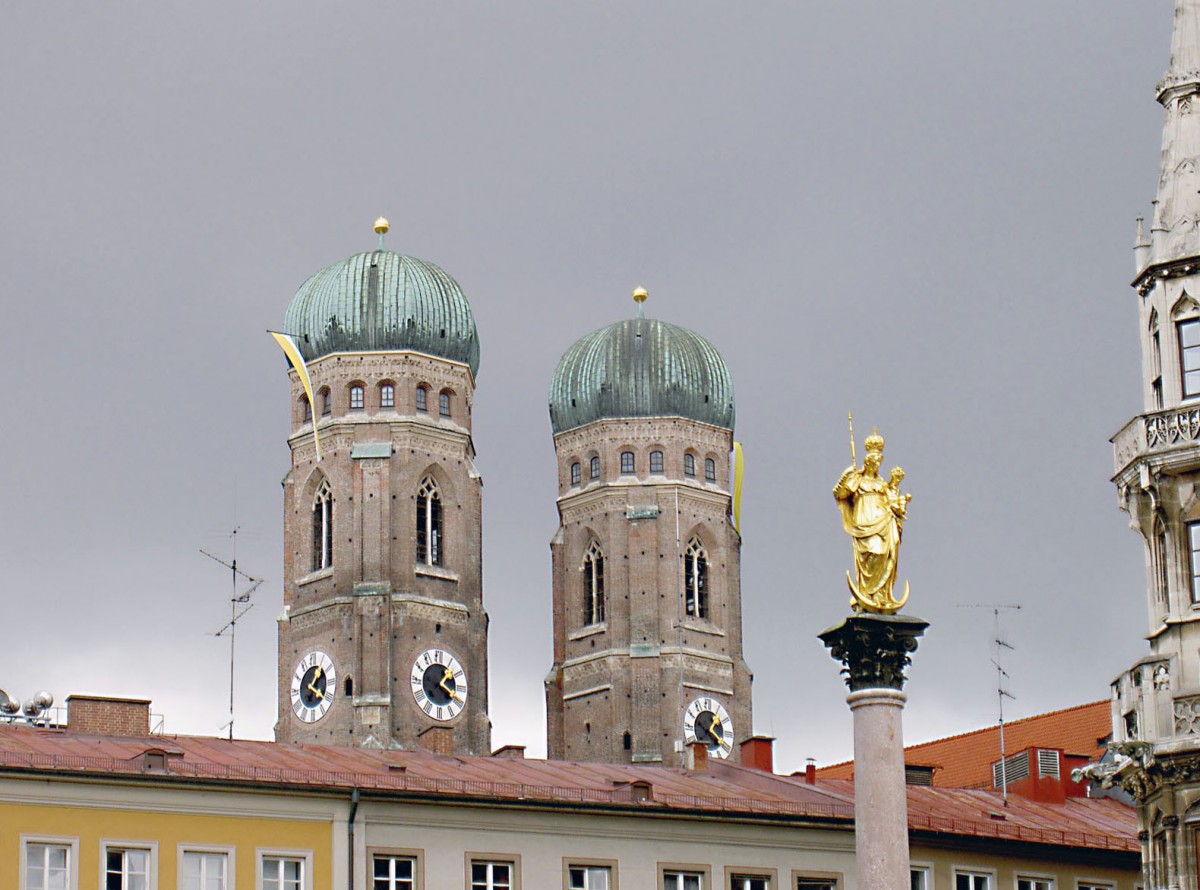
0,3 -> 1165,771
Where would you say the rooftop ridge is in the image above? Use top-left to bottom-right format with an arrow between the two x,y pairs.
816,700 -> 1109,774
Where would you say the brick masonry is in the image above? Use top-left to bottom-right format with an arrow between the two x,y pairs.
67,695 -> 151,737
545,416 -> 753,765
276,351 -> 490,755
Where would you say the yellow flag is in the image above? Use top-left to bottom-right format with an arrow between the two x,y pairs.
733,441 -> 744,533
269,332 -> 322,461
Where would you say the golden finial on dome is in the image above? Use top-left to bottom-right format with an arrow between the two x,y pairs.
374,216 -> 390,250
632,286 -> 648,319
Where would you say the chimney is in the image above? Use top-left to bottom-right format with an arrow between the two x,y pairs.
417,725 -> 453,756
687,741 -> 709,772
66,695 -> 150,736
739,735 -> 775,772
805,761 -> 817,784
491,745 -> 527,759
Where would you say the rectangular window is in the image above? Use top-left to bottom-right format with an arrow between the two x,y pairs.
106,848 -> 151,890
350,386 -> 364,410
182,851 -> 228,890
569,864 -> 611,889
796,881 -> 836,890
416,386 -> 428,412
705,458 -> 716,482
590,456 -> 601,480
650,450 -> 664,473
910,868 -> 930,890
262,856 -> 304,890
373,855 -> 415,890
954,872 -> 992,890
571,462 -> 581,486
731,876 -> 769,890
1181,318 -> 1200,397
684,453 -> 696,477
380,384 -> 395,409
439,391 -> 451,417
664,872 -> 703,890
24,841 -> 72,890
321,390 -> 331,416
471,860 -> 513,889
1016,879 -> 1053,890
1077,885 -> 1114,890
620,452 -> 635,474
1189,521 -> 1200,603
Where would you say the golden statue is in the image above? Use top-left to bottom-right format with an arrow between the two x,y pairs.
833,421 -> 911,614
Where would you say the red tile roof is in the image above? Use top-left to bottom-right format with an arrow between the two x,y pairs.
0,722 -> 1135,853
815,700 -> 1111,788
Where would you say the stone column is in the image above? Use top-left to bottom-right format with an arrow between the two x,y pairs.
820,613 -> 928,890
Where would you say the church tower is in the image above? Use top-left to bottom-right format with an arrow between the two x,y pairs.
1110,3 -> 1200,884
274,226 -> 490,754
544,289 -> 752,764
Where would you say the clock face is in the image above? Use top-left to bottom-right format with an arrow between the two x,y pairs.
410,648 -> 468,722
683,696 -> 734,759
290,651 -> 336,723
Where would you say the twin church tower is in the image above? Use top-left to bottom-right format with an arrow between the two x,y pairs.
272,234 -> 752,764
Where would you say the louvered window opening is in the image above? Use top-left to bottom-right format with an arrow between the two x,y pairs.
311,480 -> 334,571
1036,748 -> 1060,778
684,537 -> 708,619
583,541 -> 605,626
416,477 -> 443,567
992,751 -> 1029,788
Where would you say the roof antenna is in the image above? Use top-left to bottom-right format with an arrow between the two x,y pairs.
960,603 -> 1021,803
374,216 -> 389,251
202,526 -> 264,740
633,285 -> 648,319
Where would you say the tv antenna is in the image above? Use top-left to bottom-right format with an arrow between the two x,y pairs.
960,603 -> 1022,802
201,527 -> 264,740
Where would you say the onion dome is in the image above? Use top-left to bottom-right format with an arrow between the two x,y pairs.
283,249 -> 479,375
549,315 -> 735,435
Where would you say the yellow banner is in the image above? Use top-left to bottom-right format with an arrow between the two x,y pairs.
269,332 -> 322,461
733,441 -> 744,533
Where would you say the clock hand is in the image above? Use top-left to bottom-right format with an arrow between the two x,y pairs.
306,682 -> 324,700
313,665 -> 322,681
438,668 -> 463,703
707,715 -> 729,748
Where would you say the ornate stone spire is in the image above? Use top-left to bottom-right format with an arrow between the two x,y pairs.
1149,0 -> 1200,269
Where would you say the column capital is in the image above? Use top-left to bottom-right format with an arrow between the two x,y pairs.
819,613 -> 929,692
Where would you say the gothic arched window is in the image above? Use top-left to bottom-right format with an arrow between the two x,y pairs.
416,476 -> 443,567
684,536 -> 708,619
311,479 -> 334,571
590,456 -> 601,480
583,540 -> 605,625
570,462 -> 581,486
439,390 -> 452,417
1151,310 -> 1163,409
320,387 -> 332,417
650,450 -> 664,474
704,458 -> 716,483
684,453 -> 696,477
620,451 -> 635,474
349,383 -> 365,411
301,395 -> 312,423
416,385 -> 428,413
379,382 -> 395,409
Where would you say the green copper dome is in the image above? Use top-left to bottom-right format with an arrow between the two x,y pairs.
549,317 -> 735,434
284,250 -> 479,375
